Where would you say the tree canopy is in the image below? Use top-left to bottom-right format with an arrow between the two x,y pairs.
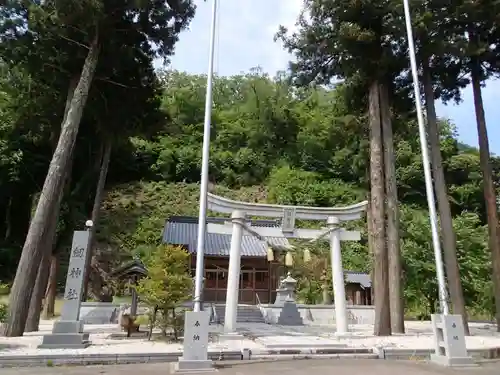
1,0 -> 500,336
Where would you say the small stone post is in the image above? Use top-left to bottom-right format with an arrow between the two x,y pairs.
320,269 -> 330,304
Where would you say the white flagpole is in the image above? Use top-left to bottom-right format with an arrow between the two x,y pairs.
193,0 -> 218,312
402,0 -> 449,314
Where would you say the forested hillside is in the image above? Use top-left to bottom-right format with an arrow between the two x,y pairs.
1,0 -> 500,337
1,69 -> 496,319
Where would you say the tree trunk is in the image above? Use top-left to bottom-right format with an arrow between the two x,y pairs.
2,35 -> 100,337
422,61 -> 470,334
25,210 -> 63,330
24,250 -> 51,332
379,83 -> 404,333
42,254 -> 58,320
24,76 -> 79,332
470,60 -> 500,330
83,139 -> 112,300
369,81 -> 391,336
366,196 -> 375,305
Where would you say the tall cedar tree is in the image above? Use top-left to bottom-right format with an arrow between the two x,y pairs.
0,0 -> 195,337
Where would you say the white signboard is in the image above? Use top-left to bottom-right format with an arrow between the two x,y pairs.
183,311 -> 210,361
443,315 -> 467,358
60,230 -> 90,321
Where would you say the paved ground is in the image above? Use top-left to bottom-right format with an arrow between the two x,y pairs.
3,320 -> 500,357
1,359 -> 499,375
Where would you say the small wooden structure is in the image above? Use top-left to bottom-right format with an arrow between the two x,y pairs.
109,258 -> 147,316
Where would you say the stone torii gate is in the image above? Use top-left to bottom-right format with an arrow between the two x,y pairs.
206,193 -> 368,334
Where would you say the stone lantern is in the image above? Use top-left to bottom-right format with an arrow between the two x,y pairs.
273,272 -> 303,326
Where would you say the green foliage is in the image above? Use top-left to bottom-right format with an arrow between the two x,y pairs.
400,206 -> 491,318
136,244 -> 192,309
0,282 -> 9,296
0,58 -> 497,319
0,0 -> 497,333
99,181 -> 270,258
0,302 -> 7,322
267,166 -> 365,206
155,308 -> 186,341
136,244 -> 192,340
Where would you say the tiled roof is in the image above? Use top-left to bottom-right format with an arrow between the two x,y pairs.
345,271 -> 371,288
109,259 -> 148,279
162,216 -> 290,257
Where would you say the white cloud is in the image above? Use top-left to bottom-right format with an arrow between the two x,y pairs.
264,0 -> 303,74
168,0 -> 303,76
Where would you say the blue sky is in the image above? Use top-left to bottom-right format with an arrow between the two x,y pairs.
166,0 -> 500,154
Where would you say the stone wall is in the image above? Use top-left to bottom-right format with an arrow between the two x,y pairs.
79,302 -> 120,324
260,304 -> 375,325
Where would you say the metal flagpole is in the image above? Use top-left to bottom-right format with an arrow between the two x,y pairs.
402,0 -> 449,314
193,0 -> 218,312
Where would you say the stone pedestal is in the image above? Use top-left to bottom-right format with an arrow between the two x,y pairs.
174,311 -> 215,373
40,230 -> 91,349
39,321 -> 90,349
219,332 -> 244,341
172,359 -> 216,374
430,314 -> 476,367
277,300 -> 303,326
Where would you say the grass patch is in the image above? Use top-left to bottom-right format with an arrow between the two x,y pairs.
0,294 -> 132,321
0,296 -> 62,319
113,295 -> 132,304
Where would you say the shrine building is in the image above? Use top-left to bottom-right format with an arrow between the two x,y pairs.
162,215 -> 372,305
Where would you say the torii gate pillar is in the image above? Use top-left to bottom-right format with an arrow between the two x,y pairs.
328,216 -> 348,335
224,210 -> 245,332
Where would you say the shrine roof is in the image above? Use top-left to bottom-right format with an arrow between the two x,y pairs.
162,216 -> 290,257
345,270 -> 371,288
109,258 -> 148,279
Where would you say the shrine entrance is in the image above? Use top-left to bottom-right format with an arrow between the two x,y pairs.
191,256 -> 273,305
206,192 -> 368,334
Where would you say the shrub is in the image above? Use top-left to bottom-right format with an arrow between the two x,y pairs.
0,282 -> 10,296
136,244 -> 192,340
0,303 -> 7,323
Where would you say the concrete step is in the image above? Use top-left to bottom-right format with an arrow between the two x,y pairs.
212,304 -> 265,324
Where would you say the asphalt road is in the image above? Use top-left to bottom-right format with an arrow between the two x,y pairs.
1,359 -> 499,375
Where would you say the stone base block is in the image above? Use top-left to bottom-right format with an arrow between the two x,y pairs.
38,333 -> 90,349
218,333 -> 244,341
430,354 -> 478,367
276,301 -> 304,326
171,358 -> 216,373
52,320 -> 84,334
80,302 -> 119,324
334,331 -> 352,337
